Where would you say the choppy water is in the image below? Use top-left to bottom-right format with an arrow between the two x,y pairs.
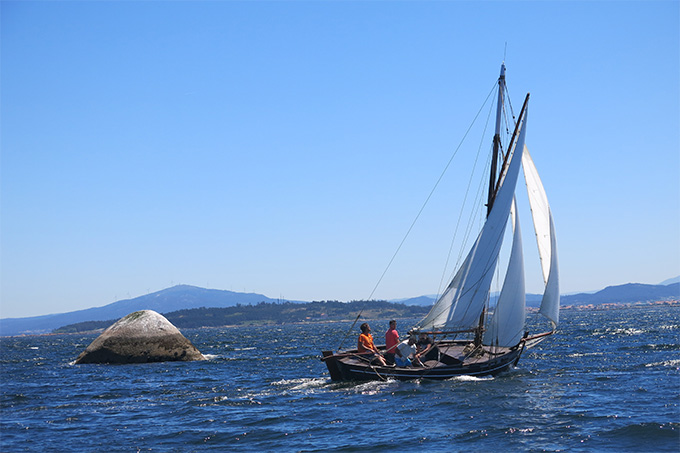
1,306 -> 678,452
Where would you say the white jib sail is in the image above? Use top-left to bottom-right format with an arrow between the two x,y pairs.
416,105 -> 529,332
483,198 -> 526,347
522,146 -> 560,326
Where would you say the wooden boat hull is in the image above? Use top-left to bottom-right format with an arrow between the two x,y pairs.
322,340 -> 524,381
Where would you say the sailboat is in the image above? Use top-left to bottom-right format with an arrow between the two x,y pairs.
322,63 -> 560,381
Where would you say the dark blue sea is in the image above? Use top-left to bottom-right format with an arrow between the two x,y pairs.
1,305 -> 678,452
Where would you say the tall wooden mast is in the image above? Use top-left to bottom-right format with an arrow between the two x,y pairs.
475,63 -> 507,346
487,62 -> 506,216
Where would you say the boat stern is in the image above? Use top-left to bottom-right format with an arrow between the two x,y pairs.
321,351 -> 345,381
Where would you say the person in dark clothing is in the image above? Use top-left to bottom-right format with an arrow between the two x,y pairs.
414,332 -> 439,365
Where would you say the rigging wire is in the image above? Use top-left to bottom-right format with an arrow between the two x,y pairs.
415,95 -> 529,335
436,89 -> 497,298
365,81 -> 498,303
335,81 -> 499,352
458,146 -> 492,268
420,148 -> 494,336
505,82 -> 517,122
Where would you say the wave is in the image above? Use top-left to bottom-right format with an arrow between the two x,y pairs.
347,379 -> 397,395
450,375 -> 494,382
270,377 -> 327,392
618,342 -> 680,350
645,359 -> 680,368
567,352 -> 604,358
597,422 -> 679,442
594,327 -> 646,336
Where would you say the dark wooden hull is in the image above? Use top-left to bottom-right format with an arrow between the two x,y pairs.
322,340 -> 525,381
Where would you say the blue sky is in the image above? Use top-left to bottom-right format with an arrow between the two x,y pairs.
1,1 -> 678,318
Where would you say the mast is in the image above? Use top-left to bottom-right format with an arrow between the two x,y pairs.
487,62 -> 506,216
476,62 -> 506,346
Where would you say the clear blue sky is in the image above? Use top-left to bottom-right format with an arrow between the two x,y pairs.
1,1 -> 678,318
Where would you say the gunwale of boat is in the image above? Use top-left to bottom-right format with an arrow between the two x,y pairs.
327,340 -> 522,381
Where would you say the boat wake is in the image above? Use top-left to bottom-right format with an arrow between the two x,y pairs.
270,377 -> 327,392
348,379 -> 401,395
450,374 -> 494,382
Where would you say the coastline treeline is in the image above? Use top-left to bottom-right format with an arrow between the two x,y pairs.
52,300 -> 430,334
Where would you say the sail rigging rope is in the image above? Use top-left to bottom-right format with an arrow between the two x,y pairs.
335,81 -> 499,352
437,89 -> 497,298
455,152 -> 492,273
414,98 -> 529,334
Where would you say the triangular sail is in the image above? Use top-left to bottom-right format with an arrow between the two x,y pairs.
522,146 -> 560,326
415,104 -> 529,332
323,66 -> 560,382
483,198 -> 526,347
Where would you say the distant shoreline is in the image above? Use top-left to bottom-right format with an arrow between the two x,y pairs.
5,299 -> 678,338
5,282 -> 677,337
556,299 -> 679,311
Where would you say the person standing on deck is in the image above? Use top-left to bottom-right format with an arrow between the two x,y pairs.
384,320 -> 399,365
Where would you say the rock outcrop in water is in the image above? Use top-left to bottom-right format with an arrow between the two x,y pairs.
74,310 -> 206,364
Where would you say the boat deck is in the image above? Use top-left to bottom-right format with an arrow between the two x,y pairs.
338,342 -> 514,369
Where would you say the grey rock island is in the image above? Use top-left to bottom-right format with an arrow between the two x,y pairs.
74,310 -> 206,364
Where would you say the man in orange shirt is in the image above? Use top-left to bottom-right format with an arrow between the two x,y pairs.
358,322 -> 387,366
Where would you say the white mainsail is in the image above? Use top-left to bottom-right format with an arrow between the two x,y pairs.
483,198 -> 526,347
522,146 -> 560,326
324,65 -> 560,383
415,104 -> 529,332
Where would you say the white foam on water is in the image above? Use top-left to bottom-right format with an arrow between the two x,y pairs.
451,375 -> 494,382
351,379 -> 397,395
270,377 -> 326,391
645,359 -> 680,368
568,352 -> 604,358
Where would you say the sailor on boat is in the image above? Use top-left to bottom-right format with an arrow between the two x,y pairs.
357,323 -> 388,366
384,320 -> 399,365
395,335 -> 417,367
414,332 -> 439,366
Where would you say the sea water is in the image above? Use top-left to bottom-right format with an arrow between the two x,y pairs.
1,305 -> 678,452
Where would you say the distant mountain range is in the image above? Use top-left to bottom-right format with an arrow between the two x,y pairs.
397,293 -> 546,307
1,279 -> 678,336
0,286 -> 293,337
660,276 -> 680,286
560,282 -> 679,306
